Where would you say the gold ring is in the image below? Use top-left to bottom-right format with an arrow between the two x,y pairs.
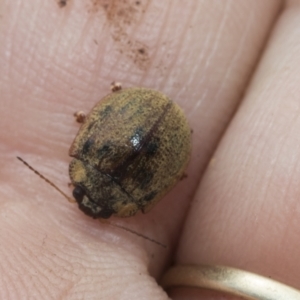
161,264 -> 300,300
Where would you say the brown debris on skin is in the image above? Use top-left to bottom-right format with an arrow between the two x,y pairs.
90,0 -> 150,70
58,0 -> 67,7
111,81 -> 122,92
180,173 -> 188,181
138,48 -> 145,54
74,111 -> 86,123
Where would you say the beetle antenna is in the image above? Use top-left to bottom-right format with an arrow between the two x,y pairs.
103,221 -> 167,248
16,156 -> 75,203
17,156 -> 167,248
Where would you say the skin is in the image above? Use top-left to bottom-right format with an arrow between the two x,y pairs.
2,0 -> 299,299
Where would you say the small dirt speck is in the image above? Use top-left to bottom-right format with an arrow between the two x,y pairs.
180,173 -> 188,180
138,48 -> 145,54
58,0 -> 67,7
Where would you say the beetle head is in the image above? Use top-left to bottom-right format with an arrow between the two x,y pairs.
72,185 -> 113,219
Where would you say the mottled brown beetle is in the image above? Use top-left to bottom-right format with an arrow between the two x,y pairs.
69,85 -> 191,219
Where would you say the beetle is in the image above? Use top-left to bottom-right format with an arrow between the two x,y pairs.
69,84 -> 191,219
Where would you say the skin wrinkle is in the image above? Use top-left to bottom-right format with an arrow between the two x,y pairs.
200,0 -> 232,81
137,2 -> 160,40
46,59 -> 89,92
251,102 -> 298,216
140,1 -> 172,84
2,241 -> 34,298
14,3 -> 42,89
248,49 -> 289,98
0,273 -> 9,300
91,30 -> 111,86
135,1 -> 151,29
153,3 -> 177,89
178,1 -> 213,96
202,12 -> 232,116
190,90 -> 208,116
160,2 -> 197,92
49,12 -> 73,61
4,17 -> 14,84
188,65 -> 208,113
32,253 -> 79,298
267,109 -> 300,228
3,219 -> 89,297
49,230 -> 110,269
102,28 -> 144,81
59,229 -> 149,273
72,13 -> 97,53
13,240 -> 55,297
208,138 -> 255,212
286,194 -> 300,248
279,217 -> 293,272
103,26 -> 129,79
75,16 -> 108,87
6,0 -> 24,67
190,3 -> 231,114
266,133 -> 295,200
213,9 -> 253,108
48,51 -> 90,95
122,2 -> 149,70
58,280 -> 78,300
225,100 -> 280,198
183,11 -> 212,108
0,244 -> 19,299
170,2 -> 203,92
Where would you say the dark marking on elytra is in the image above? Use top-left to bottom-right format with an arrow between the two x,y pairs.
97,143 -> 111,157
111,101 -> 172,182
146,140 -> 158,156
82,138 -> 94,155
120,101 -> 133,114
138,170 -> 153,189
143,191 -> 157,202
87,120 -> 96,131
120,100 -> 144,119
99,105 -> 113,118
